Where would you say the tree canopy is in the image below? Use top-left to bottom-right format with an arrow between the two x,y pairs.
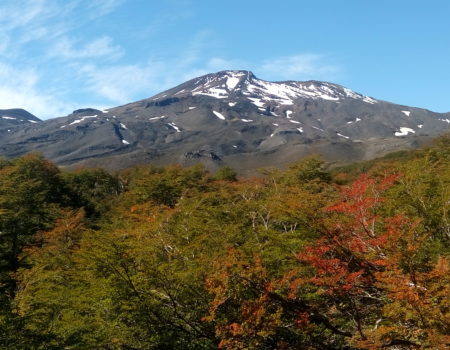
0,137 -> 449,349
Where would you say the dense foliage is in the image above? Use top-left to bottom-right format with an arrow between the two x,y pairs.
0,137 -> 449,349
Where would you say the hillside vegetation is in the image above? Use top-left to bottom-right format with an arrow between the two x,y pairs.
0,136 -> 449,349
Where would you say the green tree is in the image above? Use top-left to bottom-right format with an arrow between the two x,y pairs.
61,168 -> 122,217
0,154 -> 65,349
0,154 -> 62,286
213,166 -> 237,182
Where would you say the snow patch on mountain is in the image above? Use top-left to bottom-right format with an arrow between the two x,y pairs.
167,122 -> 181,132
69,115 -> 97,125
395,127 -> 415,136
213,111 -> 226,120
347,117 -> 361,124
193,87 -> 228,99
247,97 -> 265,108
337,132 -> 350,139
226,74 -> 241,90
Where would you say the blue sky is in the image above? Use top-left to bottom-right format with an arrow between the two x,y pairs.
0,0 -> 449,119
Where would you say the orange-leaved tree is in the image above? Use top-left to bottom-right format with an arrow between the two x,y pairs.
283,173 -> 449,349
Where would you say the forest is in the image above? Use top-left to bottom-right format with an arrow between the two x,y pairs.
0,136 -> 449,350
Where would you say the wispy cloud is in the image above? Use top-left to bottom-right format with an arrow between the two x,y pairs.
0,0 -> 124,118
87,0 -> 124,16
79,63 -> 162,103
0,0 -> 48,30
0,0 -> 124,56
0,63 -> 76,118
257,54 -> 340,81
50,36 -> 123,60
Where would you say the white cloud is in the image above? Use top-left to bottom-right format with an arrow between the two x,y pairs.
0,0 -> 123,55
50,36 -> 123,60
0,0 -> 124,117
0,0 -> 47,30
257,54 -> 339,81
79,63 -> 163,103
87,0 -> 124,16
0,63 -> 75,118
205,57 -> 245,72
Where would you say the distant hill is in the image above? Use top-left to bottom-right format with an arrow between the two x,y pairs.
0,108 -> 41,130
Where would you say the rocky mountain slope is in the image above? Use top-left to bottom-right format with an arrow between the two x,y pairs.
1,71 -> 449,173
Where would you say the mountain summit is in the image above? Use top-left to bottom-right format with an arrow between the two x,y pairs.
1,71 -> 449,172
166,70 -> 377,105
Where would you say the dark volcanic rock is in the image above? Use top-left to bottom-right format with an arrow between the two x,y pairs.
72,108 -> 103,115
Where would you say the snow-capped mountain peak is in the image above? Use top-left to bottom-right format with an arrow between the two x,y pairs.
176,70 -> 377,107
2,70 -> 449,173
